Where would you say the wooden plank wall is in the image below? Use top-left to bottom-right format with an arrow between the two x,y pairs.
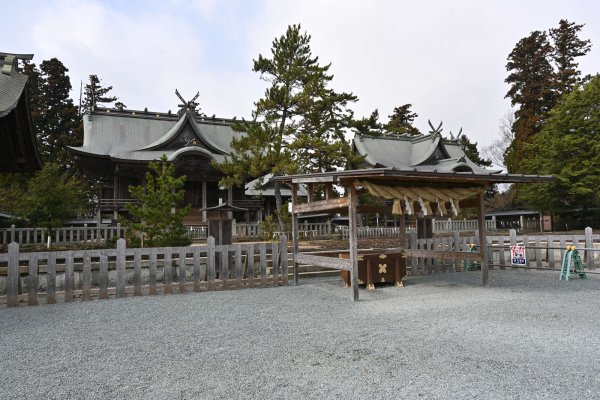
1,236 -> 288,308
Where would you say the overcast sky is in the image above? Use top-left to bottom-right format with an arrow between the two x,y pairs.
3,0 -> 600,150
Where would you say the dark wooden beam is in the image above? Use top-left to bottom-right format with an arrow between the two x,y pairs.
291,183 -> 299,285
477,191 -> 489,286
348,185 -> 359,301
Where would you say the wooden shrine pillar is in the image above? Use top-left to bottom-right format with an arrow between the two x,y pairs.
202,181 -> 207,222
291,183 -> 299,285
477,190 -> 489,287
348,184 -> 359,301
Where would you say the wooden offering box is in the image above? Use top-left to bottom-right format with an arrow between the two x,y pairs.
339,251 -> 407,290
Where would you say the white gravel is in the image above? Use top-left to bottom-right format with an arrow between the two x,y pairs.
2,269 -> 600,399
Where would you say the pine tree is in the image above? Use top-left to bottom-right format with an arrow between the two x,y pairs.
81,74 -> 120,114
505,30 -> 556,173
215,24 -> 359,229
385,104 -> 421,135
550,19 -> 592,96
126,156 -> 191,247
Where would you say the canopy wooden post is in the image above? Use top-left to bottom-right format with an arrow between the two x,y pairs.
477,190 -> 489,287
291,183 -> 299,285
348,184 -> 359,301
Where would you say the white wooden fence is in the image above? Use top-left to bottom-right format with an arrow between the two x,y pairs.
1,236 -> 288,307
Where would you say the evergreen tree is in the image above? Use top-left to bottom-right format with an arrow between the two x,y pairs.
505,30 -> 556,173
81,74 -> 120,114
458,135 -> 492,167
385,104 -> 421,135
352,109 -> 384,137
19,163 -> 88,232
126,156 -> 191,247
22,61 -> 43,136
215,24 -> 359,229
520,74 -> 600,213
550,19 -> 592,96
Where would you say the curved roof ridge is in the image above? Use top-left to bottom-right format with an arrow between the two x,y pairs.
411,134 -> 442,166
167,146 -> 216,161
139,113 -> 188,150
139,112 -> 229,154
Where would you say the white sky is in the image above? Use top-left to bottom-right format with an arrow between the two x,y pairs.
3,0 -> 600,148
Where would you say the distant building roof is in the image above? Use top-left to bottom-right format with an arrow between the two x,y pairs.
69,107 -> 243,164
353,132 -> 501,174
0,52 -> 42,172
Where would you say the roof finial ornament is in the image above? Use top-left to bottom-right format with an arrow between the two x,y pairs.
175,89 -> 201,114
427,120 -> 443,141
449,127 -> 462,140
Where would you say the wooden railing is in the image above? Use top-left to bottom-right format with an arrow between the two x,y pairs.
0,224 -> 125,246
1,236 -> 288,307
432,218 -> 497,233
98,199 -> 139,209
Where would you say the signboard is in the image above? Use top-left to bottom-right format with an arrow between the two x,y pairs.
511,245 -> 526,265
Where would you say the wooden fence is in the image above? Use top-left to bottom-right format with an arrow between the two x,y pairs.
406,228 -> 599,274
0,224 -> 125,246
1,236 -> 288,308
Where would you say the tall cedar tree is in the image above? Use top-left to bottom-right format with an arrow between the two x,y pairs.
126,156 -> 191,247
520,75 -> 600,213
215,24 -> 360,229
81,74 -> 119,114
504,20 -> 591,174
504,30 -> 556,173
23,58 -> 80,171
550,19 -> 592,96
386,104 -> 421,135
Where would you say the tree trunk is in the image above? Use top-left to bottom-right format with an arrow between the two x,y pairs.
274,181 -> 284,231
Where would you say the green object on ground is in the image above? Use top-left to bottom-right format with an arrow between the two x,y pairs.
464,244 -> 480,271
560,248 -> 587,280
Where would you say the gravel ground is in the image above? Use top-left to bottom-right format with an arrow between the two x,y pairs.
2,269 -> 600,400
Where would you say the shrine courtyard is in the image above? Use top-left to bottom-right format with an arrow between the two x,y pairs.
1,269 -> 599,399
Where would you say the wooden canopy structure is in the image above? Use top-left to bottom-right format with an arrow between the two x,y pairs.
273,168 -> 554,301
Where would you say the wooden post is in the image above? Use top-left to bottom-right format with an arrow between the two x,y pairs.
178,249 -> 187,294
585,227 -> 594,269
47,253 -> 56,304
28,253 -> 39,306
207,236 -> 216,291
348,184 -> 359,301
7,242 -> 19,307
134,249 -> 142,296
164,249 -> 173,294
235,245 -> 243,289
280,234 -> 288,285
291,183 -> 299,286
149,248 -> 157,295
477,191 -> 488,287
83,253 -> 91,301
193,247 -> 201,292
99,252 -> 108,300
247,243 -> 255,288
116,238 -> 126,298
